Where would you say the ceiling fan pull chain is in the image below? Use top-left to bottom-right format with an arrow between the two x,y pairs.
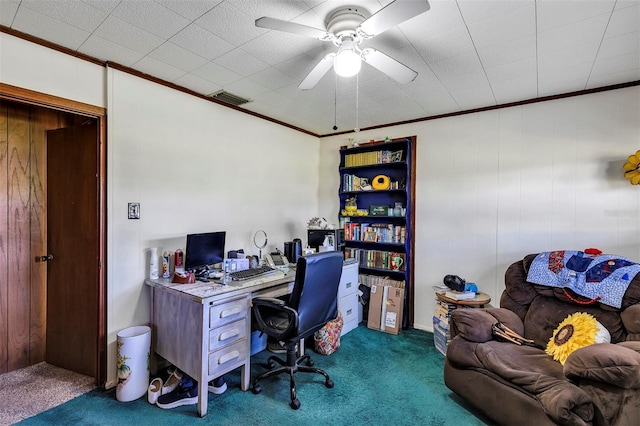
355,73 -> 360,132
333,73 -> 338,131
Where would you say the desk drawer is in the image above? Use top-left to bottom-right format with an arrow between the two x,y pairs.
209,318 -> 247,352
209,296 -> 248,328
339,293 -> 359,326
338,263 -> 358,297
208,339 -> 247,377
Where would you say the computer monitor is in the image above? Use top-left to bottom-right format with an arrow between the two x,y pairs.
185,231 -> 226,274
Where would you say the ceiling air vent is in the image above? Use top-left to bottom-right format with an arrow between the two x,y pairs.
207,90 -> 251,106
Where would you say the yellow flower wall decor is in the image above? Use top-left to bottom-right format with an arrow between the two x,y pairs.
545,312 -> 610,365
623,150 -> 640,185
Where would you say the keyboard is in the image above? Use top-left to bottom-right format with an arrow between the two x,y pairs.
229,265 -> 278,281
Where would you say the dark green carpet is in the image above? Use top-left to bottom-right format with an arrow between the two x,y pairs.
19,326 -> 489,425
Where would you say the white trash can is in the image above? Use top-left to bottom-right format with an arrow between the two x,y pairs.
116,325 -> 151,402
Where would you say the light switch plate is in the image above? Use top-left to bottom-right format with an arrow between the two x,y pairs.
128,203 -> 140,219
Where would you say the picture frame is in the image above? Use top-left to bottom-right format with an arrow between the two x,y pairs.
364,231 -> 378,242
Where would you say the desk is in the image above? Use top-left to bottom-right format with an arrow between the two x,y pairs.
145,271 -> 295,417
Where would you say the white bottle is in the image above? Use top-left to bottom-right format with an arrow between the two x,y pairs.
149,247 -> 159,279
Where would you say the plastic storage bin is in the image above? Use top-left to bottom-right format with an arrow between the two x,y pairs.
116,325 -> 151,402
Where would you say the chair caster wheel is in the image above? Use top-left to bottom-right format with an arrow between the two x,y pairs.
325,379 -> 334,388
252,384 -> 262,394
290,399 -> 301,410
307,359 -> 314,367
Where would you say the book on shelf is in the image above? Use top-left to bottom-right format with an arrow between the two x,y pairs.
445,290 -> 476,300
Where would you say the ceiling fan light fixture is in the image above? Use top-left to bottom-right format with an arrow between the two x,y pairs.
333,37 -> 361,77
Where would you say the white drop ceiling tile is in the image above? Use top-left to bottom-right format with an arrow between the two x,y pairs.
466,3 -> 536,49
538,42 -> 600,72
94,16 -> 165,55
148,42 -> 209,72
191,61 -> 243,86
12,6 -> 90,50
597,31 -> 640,60
428,51 -> 484,79
491,77 -> 538,104
538,65 -> 591,96
133,55 -> 187,82
158,0 -> 223,20
0,0 -> 19,26
169,24 -> 235,60
537,14 -> 610,54
251,90 -> 294,109
485,58 -> 537,84
457,0 -> 533,24
196,1 -> 265,45
111,0 -> 191,39
82,0 -> 119,13
21,0 -> 108,32
591,50 -> 640,76
605,4 -> 640,38
214,48 -> 270,77
586,68 -> 640,89
449,85 -> 496,110
79,34 -> 145,66
249,67 -> 298,90
241,30 -> 322,66
614,0 -> 640,10
413,28 -> 475,64
224,79 -> 271,100
173,72 -> 220,95
477,34 -> 536,68
228,0 -> 311,21
536,0 -> 616,32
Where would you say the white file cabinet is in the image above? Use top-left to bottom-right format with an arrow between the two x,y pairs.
338,261 -> 361,335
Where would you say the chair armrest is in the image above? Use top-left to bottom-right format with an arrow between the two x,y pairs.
252,297 -> 286,307
564,342 -> 640,389
450,307 -> 524,343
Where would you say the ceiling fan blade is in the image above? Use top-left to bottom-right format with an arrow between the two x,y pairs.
358,0 -> 431,38
361,49 -> 417,84
298,54 -> 335,90
255,17 -> 331,40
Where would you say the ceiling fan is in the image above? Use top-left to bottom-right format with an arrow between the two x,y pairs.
255,0 -> 431,90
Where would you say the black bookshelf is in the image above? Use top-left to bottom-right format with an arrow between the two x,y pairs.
338,136 -> 416,328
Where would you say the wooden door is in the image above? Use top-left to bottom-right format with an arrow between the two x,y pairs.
45,123 -> 99,378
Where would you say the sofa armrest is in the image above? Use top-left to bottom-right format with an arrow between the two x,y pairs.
450,307 -> 524,342
564,342 -> 640,389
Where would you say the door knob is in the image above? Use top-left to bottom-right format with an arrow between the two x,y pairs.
37,254 -> 54,262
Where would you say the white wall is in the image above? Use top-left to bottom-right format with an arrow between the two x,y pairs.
1,33 -> 319,387
319,87 -> 640,331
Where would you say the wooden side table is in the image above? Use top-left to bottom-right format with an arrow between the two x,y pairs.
435,291 -> 491,308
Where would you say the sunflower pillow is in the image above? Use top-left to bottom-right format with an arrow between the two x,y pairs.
546,312 -> 611,365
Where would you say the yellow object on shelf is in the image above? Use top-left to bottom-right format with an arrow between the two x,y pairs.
372,175 -> 390,190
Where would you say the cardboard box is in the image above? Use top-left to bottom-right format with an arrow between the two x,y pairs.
367,284 -> 405,335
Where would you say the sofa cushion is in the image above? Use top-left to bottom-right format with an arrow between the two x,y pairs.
564,342 -> 640,389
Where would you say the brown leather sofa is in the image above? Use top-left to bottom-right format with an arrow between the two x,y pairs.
444,253 -> 640,426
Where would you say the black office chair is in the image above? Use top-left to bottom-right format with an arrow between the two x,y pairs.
251,251 -> 343,409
